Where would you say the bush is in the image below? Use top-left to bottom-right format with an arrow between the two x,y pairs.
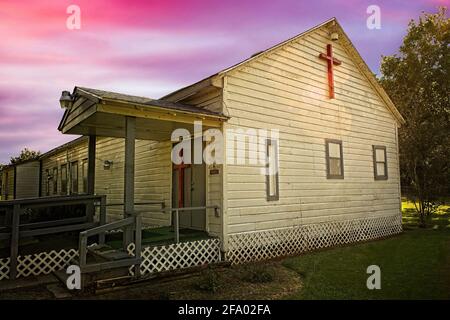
197,267 -> 222,293
241,263 -> 275,283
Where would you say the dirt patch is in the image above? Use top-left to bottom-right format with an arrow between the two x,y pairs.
0,261 -> 301,300
0,285 -> 54,300
87,261 -> 301,300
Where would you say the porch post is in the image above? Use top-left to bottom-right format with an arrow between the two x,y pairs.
86,135 -> 96,223
124,116 -> 135,247
87,135 -> 96,195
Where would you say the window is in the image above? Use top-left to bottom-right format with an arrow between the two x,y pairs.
4,171 -> 9,198
373,145 -> 388,180
52,168 -> 58,195
266,139 -> 279,201
45,169 -> 51,196
82,159 -> 88,193
71,161 -> 79,194
325,139 -> 344,179
61,164 -> 68,195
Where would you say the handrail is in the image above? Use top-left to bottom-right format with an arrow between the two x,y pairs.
0,194 -> 107,280
158,205 -> 221,243
78,214 -> 141,275
80,217 -> 134,237
97,201 -> 165,208
0,194 -> 104,207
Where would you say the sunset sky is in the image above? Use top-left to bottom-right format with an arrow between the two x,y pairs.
0,0 -> 445,163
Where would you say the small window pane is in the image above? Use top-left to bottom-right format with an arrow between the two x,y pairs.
266,139 -> 279,201
376,163 -> 385,176
269,174 -> 277,196
376,149 -> 385,162
329,158 -> 341,176
329,143 -> 341,158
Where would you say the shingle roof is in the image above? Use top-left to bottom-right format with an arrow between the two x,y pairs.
76,87 -> 227,119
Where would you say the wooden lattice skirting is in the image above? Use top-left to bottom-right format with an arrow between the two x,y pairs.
226,214 -> 403,264
0,239 -> 222,281
0,215 -> 401,281
127,238 -> 222,276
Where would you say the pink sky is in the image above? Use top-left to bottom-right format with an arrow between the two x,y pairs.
0,0 -> 445,163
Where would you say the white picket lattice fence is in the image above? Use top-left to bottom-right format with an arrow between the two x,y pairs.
226,214 -> 403,264
0,215 -> 401,280
127,238 -> 222,276
0,249 -> 78,280
0,239 -> 222,281
0,257 -> 10,281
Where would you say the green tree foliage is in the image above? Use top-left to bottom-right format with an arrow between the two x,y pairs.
9,148 -> 41,165
380,7 -> 450,226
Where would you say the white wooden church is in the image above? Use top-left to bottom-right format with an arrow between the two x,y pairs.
0,18 -> 404,279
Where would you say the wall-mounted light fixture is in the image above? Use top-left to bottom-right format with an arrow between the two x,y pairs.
59,91 -> 74,109
103,160 -> 114,170
329,21 -> 339,42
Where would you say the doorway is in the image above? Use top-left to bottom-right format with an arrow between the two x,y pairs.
171,145 -> 206,230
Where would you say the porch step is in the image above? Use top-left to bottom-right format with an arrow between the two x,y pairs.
88,245 -> 131,261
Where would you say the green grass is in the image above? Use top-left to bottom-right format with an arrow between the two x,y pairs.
282,203 -> 450,299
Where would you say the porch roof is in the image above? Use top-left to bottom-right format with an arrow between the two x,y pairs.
58,86 -> 228,140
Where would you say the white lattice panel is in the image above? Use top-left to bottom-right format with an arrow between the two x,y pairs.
0,257 -> 10,280
17,248 -> 78,278
128,238 -> 221,276
226,215 -> 402,264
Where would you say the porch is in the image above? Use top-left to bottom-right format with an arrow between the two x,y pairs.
0,86 -> 227,285
59,87 -> 227,284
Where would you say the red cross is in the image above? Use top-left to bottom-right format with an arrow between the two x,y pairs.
173,149 -> 190,208
319,44 -> 342,99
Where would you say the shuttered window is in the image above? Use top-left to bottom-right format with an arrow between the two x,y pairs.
52,168 -> 58,195
45,169 -> 51,196
61,164 -> 68,195
82,159 -> 88,193
71,161 -> 79,194
373,146 -> 388,180
325,139 -> 344,179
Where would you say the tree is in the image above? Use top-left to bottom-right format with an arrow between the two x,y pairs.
9,148 -> 41,165
380,7 -> 450,227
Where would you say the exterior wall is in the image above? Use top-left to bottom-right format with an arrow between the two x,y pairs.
39,137 -> 171,226
222,27 -> 401,235
0,167 -> 15,200
183,87 -> 223,114
35,132 -> 222,234
40,139 -> 88,197
95,138 -> 172,226
15,161 -> 40,199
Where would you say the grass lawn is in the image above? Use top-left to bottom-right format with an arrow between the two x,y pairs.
2,202 -> 449,300
282,202 -> 450,299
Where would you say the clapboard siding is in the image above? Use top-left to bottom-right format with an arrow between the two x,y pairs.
39,137 -> 172,226
15,161 -> 40,199
38,132 -> 223,233
206,164 -> 223,237
41,139 -> 88,196
0,167 -> 15,200
183,88 -> 223,114
223,26 -> 401,234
